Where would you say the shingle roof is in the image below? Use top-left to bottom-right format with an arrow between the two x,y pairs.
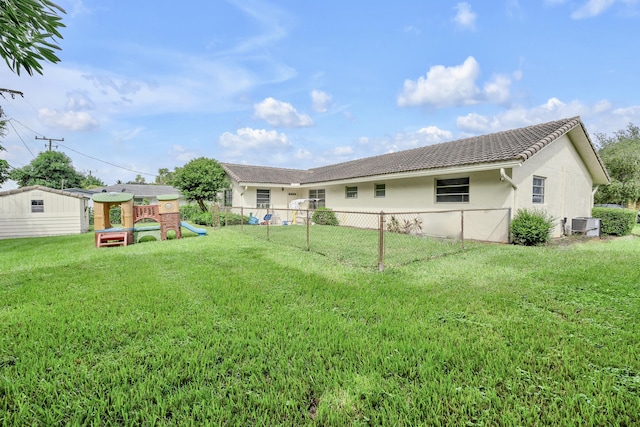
222,117 -> 607,185
222,164 -> 312,185
92,184 -> 183,198
0,185 -> 90,199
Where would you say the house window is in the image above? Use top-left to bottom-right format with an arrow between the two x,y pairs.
345,186 -> 358,199
375,183 -> 386,198
31,199 -> 44,213
436,177 -> 469,203
309,189 -> 325,209
256,189 -> 271,208
533,176 -> 545,204
224,190 -> 233,207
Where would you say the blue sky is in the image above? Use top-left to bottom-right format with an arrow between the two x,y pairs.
2,0 -> 640,188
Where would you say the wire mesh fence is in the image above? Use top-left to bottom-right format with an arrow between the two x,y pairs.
213,206 -> 511,270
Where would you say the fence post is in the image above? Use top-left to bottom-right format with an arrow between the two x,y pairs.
460,210 -> 465,250
306,209 -> 310,250
240,206 -> 244,232
378,211 -> 385,271
266,210 -> 270,240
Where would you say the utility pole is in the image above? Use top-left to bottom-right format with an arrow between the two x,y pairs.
0,88 -> 24,99
35,136 -> 64,151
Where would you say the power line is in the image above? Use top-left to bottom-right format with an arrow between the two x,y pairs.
6,118 -> 158,178
57,141 -> 157,178
6,120 -> 36,158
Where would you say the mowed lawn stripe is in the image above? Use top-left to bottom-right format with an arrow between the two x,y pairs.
1,229 -> 639,425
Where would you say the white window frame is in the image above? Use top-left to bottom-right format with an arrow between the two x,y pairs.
375,183 -> 386,198
31,199 -> 44,213
256,189 -> 271,208
224,189 -> 233,207
345,186 -> 358,199
309,189 -> 326,209
533,176 -> 545,204
435,177 -> 470,203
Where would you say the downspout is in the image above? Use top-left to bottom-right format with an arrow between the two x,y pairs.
500,168 -> 518,189
500,168 -> 518,243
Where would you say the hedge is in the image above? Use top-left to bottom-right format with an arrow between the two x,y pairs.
592,207 -> 636,236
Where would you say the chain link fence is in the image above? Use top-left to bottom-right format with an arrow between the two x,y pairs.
213,206 -> 511,270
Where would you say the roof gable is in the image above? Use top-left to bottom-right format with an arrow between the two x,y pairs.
222,117 -> 610,185
0,185 -> 90,199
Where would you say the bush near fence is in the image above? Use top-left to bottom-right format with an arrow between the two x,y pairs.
592,207 -> 637,236
217,206 -> 510,270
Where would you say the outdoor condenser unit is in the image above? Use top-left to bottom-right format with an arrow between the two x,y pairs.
571,217 -> 601,237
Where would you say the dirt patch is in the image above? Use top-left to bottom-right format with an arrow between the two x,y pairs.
548,234 -> 637,247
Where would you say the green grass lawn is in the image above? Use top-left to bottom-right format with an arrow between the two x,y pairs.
1,229 -> 639,425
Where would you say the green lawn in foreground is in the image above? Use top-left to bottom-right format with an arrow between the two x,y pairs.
1,229 -> 639,425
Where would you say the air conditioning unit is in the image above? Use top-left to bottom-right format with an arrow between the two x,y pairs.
571,217 -> 601,237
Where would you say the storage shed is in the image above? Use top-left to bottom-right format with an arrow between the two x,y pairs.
0,185 -> 90,239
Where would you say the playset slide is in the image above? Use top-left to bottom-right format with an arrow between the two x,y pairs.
180,221 -> 207,236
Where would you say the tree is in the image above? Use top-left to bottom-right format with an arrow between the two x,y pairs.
126,174 -> 146,185
172,157 -> 228,212
155,168 -> 175,185
10,150 -> 84,188
0,0 -> 66,76
594,123 -> 640,206
0,118 -> 9,185
81,173 -> 104,189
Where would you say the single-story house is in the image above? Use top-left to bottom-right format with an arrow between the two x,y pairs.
91,184 -> 186,206
0,185 -> 90,240
221,117 -> 610,241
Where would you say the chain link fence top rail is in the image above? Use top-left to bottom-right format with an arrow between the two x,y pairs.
216,206 -> 510,270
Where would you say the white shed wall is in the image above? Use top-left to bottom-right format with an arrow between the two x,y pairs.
0,189 -> 89,239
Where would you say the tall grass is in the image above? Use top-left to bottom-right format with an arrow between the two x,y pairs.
1,229 -> 639,425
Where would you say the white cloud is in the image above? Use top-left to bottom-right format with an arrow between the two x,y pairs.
295,148 -> 312,160
571,0 -> 616,18
38,108 -> 99,131
331,146 -> 354,156
358,126 -> 453,155
454,97 -> 639,136
219,127 -> 292,151
398,56 -> 481,108
112,127 -> 145,144
253,97 -> 314,127
311,90 -> 332,113
169,144 -> 198,163
65,91 -> 96,111
218,127 -> 295,167
483,74 -> 512,104
453,2 -> 477,30
398,57 -> 519,108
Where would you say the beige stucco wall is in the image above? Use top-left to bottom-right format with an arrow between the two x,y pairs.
512,133 -> 594,236
224,134 -> 597,241
0,189 -> 89,239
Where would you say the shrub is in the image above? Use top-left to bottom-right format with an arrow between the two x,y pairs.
592,207 -> 636,236
219,212 -> 249,226
312,207 -> 339,226
180,204 -> 202,221
192,212 -> 213,226
510,208 -> 555,246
